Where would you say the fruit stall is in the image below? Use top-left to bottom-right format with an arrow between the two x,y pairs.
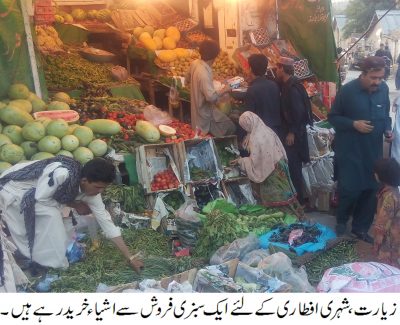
0,0 -> 366,295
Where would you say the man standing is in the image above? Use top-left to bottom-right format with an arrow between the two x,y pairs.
276,56 -> 312,206
328,56 -> 393,243
375,43 -> 387,58
188,40 -> 236,137
245,54 -> 281,137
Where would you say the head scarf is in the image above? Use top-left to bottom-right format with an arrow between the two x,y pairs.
238,111 -> 287,183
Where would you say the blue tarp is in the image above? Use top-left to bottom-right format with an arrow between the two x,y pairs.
259,222 -> 336,256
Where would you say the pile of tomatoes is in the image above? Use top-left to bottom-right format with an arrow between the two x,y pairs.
166,120 -> 196,143
151,168 -> 180,191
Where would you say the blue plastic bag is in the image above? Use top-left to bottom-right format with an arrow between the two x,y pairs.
66,241 -> 85,264
259,222 -> 336,256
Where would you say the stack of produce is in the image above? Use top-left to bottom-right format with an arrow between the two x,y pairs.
55,8 -> 112,24
132,26 -> 181,52
0,84 -> 121,174
35,25 -> 63,53
212,51 -> 238,80
194,201 -> 294,259
151,168 -> 180,192
47,228 -> 206,292
102,184 -> 147,214
42,53 -> 114,90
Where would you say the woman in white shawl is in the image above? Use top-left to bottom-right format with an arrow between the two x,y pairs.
231,111 -> 302,215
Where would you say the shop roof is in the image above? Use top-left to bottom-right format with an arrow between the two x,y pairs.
375,10 -> 400,35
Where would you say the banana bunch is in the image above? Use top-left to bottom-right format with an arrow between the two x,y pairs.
35,25 -> 64,52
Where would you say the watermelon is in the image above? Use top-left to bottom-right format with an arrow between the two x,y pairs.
88,139 -> 108,157
61,134 -> 80,151
53,92 -> 71,103
22,122 -> 46,142
31,152 -> 55,160
2,125 -> 24,145
0,134 -> 12,147
73,126 -> 94,146
0,144 -> 24,164
9,99 -> 32,113
8,83 -> 30,100
135,120 -> 160,143
47,101 -> 70,111
20,141 -> 39,159
0,161 -> 12,175
34,110 -> 79,123
73,147 -> 94,165
38,136 -> 62,154
46,119 -> 69,138
57,150 -> 74,158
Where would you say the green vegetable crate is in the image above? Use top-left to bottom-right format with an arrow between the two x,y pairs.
135,143 -> 183,194
213,135 -> 242,180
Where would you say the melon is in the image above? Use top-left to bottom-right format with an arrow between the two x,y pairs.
46,119 -> 69,138
153,37 -> 163,50
133,27 -> 144,38
53,92 -> 71,103
162,37 -> 176,50
57,150 -> 74,158
166,26 -> 180,43
73,147 -> 94,165
38,135 -> 61,154
88,139 -> 108,157
153,29 -> 166,40
175,48 -> 190,59
35,117 -> 52,128
63,13 -> 74,24
8,83 -> 30,100
54,14 -> 64,23
73,126 -> 94,146
71,8 -> 87,21
2,125 -> 23,145
0,105 -> 34,126
47,101 -> 70,111
96,9 -> 111,22
139,32 -> 152,43
28,93 -> 47,113
142,38 -> 157,51
158,125 -> 176,137
143,25 -> 154,36
84,119 -> 121,135
0,144 -> 24,164
135,120 -> 160,143
157,50 -> 177,63
20,141 -> 38,159
22,122 -> 46,142
87,9 -> 98,20
34,110 -> 79,123
0,134 -> 12,147
61,134 -> 80,151
31,152 -> 55,160
68,124 -> 79,134
0,161 -> 12,175
9,99 -> 32,113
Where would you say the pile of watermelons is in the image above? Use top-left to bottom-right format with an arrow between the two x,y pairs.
0,84 -> 121,175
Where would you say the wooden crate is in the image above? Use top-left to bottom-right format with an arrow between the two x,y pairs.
187,181 -> 225,211
135,143 -> 183,194
221,177 -> 257,207
177,138 -> 222,184
213,135 -> 242,179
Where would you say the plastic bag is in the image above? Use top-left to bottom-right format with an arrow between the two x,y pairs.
234,262 -> 291,293
317,262 -> 400,293
193,264 -> 243,293
169,78 -> 180,109
258,252 -> 315,292
210,234 -> 259,265
111,65 -> 129,81
241,249 -> 270,267
143,105 -> 172,126
175,199 -> 202,248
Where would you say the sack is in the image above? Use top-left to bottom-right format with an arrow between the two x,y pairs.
143,105 -> 172,126
317,262 -> 400,293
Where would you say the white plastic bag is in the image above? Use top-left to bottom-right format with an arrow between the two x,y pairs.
143,105 -> 172,126
210,234 -> 259,265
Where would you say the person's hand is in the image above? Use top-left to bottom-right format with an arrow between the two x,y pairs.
286,133 -> 295,146
384,131 -> 394,142
229,159 -> 239,166
129,256 -> 144,274
353,120 -> 374,133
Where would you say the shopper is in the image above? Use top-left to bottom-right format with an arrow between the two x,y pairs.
244,54 -> 281,137
328,56 -> 393,243
276,56 -> 312,206
0,157 -> 144,272
188,40 -> 236,137
373,158 -> 400,267
230,111 -> 302,217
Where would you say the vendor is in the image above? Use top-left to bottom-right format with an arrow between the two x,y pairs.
230,111 -> 302,217
187,40 -> 236,136
0,157 -> 144,276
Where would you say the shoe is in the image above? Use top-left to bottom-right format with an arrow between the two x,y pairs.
351,231 -> 373,244
335,223 -> 346,236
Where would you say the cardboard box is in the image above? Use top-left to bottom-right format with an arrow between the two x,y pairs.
136,143 -> 183,194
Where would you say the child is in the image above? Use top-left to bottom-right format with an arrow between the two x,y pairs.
373,158 -> 400,267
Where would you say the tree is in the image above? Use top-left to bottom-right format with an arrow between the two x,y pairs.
343,0 -> 397,38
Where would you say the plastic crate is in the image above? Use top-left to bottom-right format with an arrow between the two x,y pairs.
249,28 -> 271,47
